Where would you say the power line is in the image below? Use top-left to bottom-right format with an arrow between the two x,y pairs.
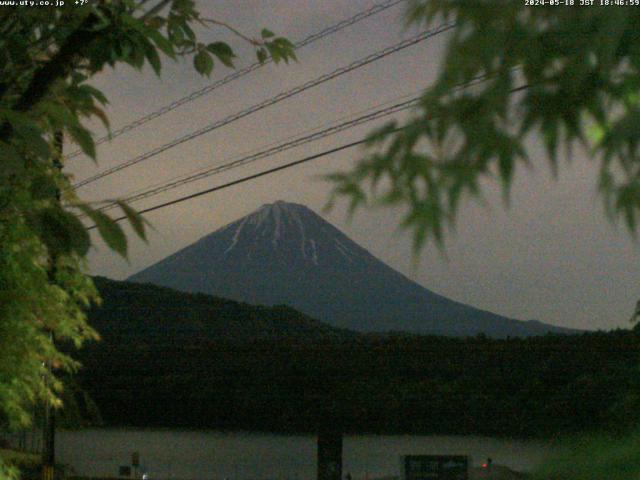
74,23 -> 454,189
103,70 -> 503,206
101,73 -> 490,211
115,93 -> 417,200
86,78 -> 528,230
106,88 -> 428,205
87,136 -> 378,231
73,22 -> 457,189
95,95 -> 422,213
65,0 -> 406,161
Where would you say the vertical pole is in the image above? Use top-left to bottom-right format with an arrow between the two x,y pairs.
42,349 -> 55,480
42,130 -> 63,480
43,336 -> 56,464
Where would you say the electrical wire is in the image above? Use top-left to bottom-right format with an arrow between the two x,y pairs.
106,87 -> 428,202
87,136 -> 376,231
86,75 -> 517,230
73,22 -> 457,189
65,0 -> 407,160
95,95 -> 423,213
103,67 -> 514,204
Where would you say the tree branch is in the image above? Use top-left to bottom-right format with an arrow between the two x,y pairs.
13,19 -> 99,113
0,14 -> 103,143
140,0 -> 172,21
200,18 -> 262,46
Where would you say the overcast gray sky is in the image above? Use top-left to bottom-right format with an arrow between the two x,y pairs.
68,0 -> 640,332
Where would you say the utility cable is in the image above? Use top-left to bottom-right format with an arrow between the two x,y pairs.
107,66 -> 515,203
87,136 -> 375,230
95,96 -> 423,213
74,22 -> 457,189
66,0 -> 407,160
108,87 -> 427,202
91,73 -> 494,214
86,76 -> 518,230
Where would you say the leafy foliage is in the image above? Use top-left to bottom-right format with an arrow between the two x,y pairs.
331,1 -> 640,248
0,448 -> 37,480
327,3 -> 640,476
0,1 -> 295,477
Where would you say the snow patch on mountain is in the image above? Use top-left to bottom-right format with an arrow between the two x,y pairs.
224,216 -> 249,255
335,238 -> 354,262
286,204 -> 309,260
309,239 -> 319,265
224,200 -> 326,266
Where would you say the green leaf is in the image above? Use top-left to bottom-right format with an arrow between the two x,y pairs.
265,38 -> 297,64
145,24 -> 175,58
24,131 -> 51,160
116,200 -> 148,242
41,103 -> 77,130
121,13 -> 170,59
273,38 -> 296,62
256,48 -> 268,64
1,111 -> 50,160
265,43 -> 281,64
0,143 -> 24,178
194,50 -> 213,76
261,28 -> 275,39
167,17 -> 186,46
181,22 -> 196,41
88,105 -> 110,131
143,40 -> 162,75
30,174 -> 58,201
67,125 -> 96,159
80,206 -> 128,257
126,42 -> 146,70
146,16 -> 166,30
588,122 -> 605,146
285,48 -> 297,63
206,41 -> 235,68
33,207 -> 91,257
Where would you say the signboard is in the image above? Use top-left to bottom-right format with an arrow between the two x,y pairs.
400,455 -> 469,480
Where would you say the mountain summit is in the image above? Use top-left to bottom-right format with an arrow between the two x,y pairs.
129,201 -> 574,337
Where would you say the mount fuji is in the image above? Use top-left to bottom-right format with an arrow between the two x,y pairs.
128,201 -> 575,337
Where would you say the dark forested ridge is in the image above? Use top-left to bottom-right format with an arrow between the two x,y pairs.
76,277 -> 640,438
88,276 -> 356,343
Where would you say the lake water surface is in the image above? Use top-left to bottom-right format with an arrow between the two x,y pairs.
56,430 -> 552,479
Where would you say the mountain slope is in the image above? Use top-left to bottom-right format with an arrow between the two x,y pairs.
128,201 -> 575,337
89,276 -> 356,344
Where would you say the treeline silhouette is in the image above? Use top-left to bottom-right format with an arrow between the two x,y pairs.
74,277 -> 640,438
